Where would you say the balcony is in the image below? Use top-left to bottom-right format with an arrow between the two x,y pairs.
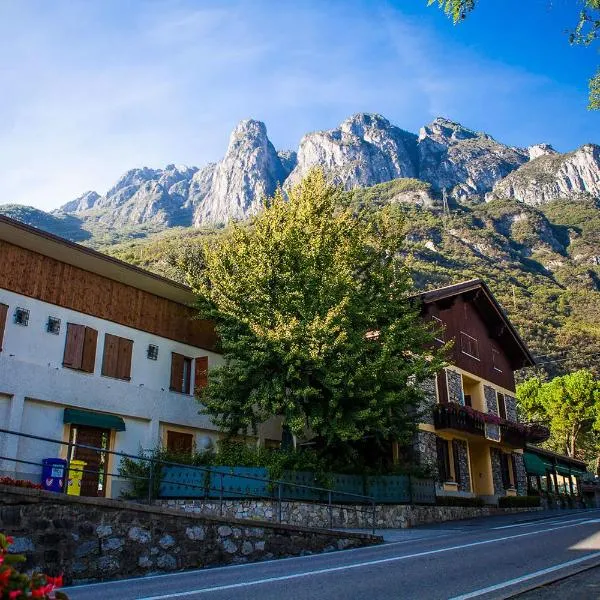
433,404 -> 550,447
433,403 -> 485,437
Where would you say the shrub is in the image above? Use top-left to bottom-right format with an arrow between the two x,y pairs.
498,495 -> 541,508
436,496 -> 485,507
0,533 -> 68,599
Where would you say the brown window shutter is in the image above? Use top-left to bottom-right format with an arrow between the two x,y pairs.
497,393 -> 507,419
170,352 -> 185,392
102,333 -> 120,378
80,327 -> 98,373
117,338 -> 133,380
436,370 -> 448,404
0,304 -> 8,351
194,356 -> 209,392
63,323 -> 85,369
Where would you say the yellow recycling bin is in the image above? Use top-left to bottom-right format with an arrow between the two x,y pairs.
67,460 -> 86,496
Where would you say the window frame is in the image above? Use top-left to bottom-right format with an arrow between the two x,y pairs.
436,437 -> 453,483
460,331 -> 480,360
101,333 -> 133,381
63,323 -> 98,374
431,315 -> 445,344
491,347 -> 503,372
497,392 -> 507,420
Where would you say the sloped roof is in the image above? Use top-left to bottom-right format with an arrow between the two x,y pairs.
416,278 -> 535,369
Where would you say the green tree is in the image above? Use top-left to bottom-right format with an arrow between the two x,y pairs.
430,0 -> 600,109
181,170 -> 444,451
517,369 -> 600,460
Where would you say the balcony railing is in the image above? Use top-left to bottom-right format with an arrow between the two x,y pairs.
433,403 -> 485,437
433,404 -> 550,447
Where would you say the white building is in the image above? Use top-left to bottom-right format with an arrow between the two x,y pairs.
0,215 -> 281,498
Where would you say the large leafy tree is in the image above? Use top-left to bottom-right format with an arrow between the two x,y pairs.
430,0 -> 600,109
517,369 -> 600,461
181,170 -> 444,450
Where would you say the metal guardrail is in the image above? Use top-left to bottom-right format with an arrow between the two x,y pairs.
0,427 -> 377,534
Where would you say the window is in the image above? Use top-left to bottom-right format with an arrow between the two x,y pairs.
0,304 -> 7,352
170,352 -> 192,394
463,394 -> 472,408
166,430 -> 194,455
63,323 -> 98,373
147,344 -> 159,360
436,437 -> 452,482
497,392 -> 507,420
500,452 -> 512,489
195,356 -> 209,392
432,315 -> 445,344
14,307 -> 29,326
460,331 -> 479,360
491,348 -> 502,372
47,316 -> 61,335
101,333 -> 133,380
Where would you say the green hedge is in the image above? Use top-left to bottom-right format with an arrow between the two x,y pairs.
498,495 -> 541,508
436,496 -> 485,507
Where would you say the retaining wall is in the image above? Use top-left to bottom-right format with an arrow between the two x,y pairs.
157,498 -> 543,529
0,485 -> 380,585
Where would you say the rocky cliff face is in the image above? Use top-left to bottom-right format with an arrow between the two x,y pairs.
9,112 -> 598,235
193,120 -> 287,226
491,144 -> 600,206
417,118 -> 528,201
285,113 -> 418,190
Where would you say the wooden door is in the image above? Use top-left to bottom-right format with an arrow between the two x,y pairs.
72,426 -> 110,497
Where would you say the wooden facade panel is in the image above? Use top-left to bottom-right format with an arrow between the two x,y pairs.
428,296 -> 516,391
0,240 -> 217,350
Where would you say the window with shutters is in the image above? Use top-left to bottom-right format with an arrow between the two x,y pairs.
101,333 -> 133,380
497,392 -> 507,420
452,440 -> 461,486
460,331 -> 480,360
63,323 -> 98,373
170,352 -> 192,394
436,437 -> 452,482
0,304 -> 8,352
492,347 -> 502,372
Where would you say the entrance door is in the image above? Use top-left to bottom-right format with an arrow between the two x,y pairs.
70,425 -> 111,497
469,442 -> 494,496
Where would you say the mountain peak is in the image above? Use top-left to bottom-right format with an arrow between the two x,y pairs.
419,117 -> 491,144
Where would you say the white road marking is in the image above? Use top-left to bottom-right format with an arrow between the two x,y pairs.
448,551 -> 600,599
134,519 -> 600,600
492,516 -> 593,530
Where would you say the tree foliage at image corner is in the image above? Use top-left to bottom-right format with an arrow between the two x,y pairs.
430,0 -> 600,109
182,170 -> 445,448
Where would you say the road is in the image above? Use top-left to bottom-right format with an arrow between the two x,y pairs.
67,509 -> 600,600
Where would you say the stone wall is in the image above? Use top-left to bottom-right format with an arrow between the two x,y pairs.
513,453 -> 527,495
490,448 -> 505,495
484,385 -> 498,415
446,369 -> 463,405
453,439 -> 471,493
419,377 -> 437,425
412,430 -> 438,480
158,499 -> 541,529
505,395 -> 518,422
0,485 -> 379,585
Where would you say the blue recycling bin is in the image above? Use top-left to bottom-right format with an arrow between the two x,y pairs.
41,458 -> 67,492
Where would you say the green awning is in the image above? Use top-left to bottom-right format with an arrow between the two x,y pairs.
63,408 -> 126,431
569,466 -> 588,477
524,452 -> 552,476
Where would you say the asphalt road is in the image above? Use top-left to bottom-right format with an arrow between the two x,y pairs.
67,509 -> 600,600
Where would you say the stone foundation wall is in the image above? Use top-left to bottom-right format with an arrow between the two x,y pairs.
446,369 -> 463,405
157,498 -> 541,529
412,430 -> 438,480
453,439 -> 471,493
484,385 -> 498,415
513,453 -> 527,495
490,448 -> 505,495
0,485 -> 379,585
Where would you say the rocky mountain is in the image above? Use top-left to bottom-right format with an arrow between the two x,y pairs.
193,119 -> 291,226
490,144 -> 600,206
285,113 -> 418,190
2,112 -> 600,238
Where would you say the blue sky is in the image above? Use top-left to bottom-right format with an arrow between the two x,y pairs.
1,0 -> 598,211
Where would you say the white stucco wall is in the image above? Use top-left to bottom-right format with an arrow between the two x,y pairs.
0,288 -> 282,494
